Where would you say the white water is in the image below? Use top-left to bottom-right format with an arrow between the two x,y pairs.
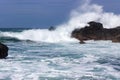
0,41 -> 120,80
1,0 -> 120,43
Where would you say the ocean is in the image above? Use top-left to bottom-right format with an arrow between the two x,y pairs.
0,1 -> 120,80
0,28 -> 120,80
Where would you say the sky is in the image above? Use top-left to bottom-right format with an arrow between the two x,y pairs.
0,0 -> 119,28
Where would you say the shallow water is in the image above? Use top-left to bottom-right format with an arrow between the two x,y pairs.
0,41 -> 120,80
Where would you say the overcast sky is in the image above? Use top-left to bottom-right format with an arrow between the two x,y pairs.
0,0 -> 119,28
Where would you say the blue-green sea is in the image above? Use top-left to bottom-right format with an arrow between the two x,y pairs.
0,28 -> 120,80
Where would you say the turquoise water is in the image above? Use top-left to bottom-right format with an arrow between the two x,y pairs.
0,29 -> 120,80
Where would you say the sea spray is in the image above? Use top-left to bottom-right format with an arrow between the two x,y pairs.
0,1 -> 120,79
0,29 -> 78,42
1,0 -> 120,42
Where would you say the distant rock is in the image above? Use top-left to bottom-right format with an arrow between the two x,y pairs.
71,21 -> 120,43
48,26 -> 56,31
0,42 -> 9,59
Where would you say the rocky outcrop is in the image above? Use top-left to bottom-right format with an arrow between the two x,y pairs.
0,43 -> 8,59
71,21 -> 120,43
48,26 -> 56,31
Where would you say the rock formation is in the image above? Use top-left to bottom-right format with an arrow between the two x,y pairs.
0,42 -> 9,59
71,21 -> 120,43
48,26 -> 56,31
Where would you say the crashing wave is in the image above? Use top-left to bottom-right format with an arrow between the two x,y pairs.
0,0 -> 120,43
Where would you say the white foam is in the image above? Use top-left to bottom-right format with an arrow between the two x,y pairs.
1,0 -> 120,43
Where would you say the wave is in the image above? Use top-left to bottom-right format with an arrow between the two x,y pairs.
0,29 -> 78,43
1,0 -> 120,43
0,36 -> 21,42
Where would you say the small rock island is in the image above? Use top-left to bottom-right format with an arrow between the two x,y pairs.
71,21 -> 120,43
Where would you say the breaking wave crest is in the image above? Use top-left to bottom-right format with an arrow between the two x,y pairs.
1,0 -> 120,43
0,29 -> 78,42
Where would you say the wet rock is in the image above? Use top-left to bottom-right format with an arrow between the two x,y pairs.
71,21 -> 120,43
0,42 -> 9,59
48,26 -> 56,31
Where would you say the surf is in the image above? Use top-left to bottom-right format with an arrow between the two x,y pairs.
1,0 -> 120,43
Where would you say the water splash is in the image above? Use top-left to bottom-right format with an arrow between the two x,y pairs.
1,0 -> 120,42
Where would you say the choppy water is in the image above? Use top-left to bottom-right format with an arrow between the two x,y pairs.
0,1 -> 120,79
0,40 -> 120,80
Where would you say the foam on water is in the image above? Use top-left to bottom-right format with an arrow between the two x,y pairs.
0,41 -> 120,80
0,0 -> 120,79
1,0 -> 120,43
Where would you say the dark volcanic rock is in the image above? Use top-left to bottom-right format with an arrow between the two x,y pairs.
49,26 -> 56,31
71,21 -> 120,43
0,43 -> 8,59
